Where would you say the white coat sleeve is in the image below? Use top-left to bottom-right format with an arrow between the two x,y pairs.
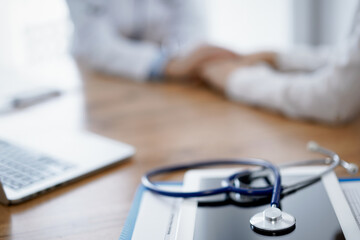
66,0 -> 160,81
275,46 -> 332,72
225,31 -> 360,124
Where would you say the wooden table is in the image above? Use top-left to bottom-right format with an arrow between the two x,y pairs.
1,71 -> 360,240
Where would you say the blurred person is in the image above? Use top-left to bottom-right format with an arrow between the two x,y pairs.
66,0 -> 237,81
200,4 -> 360,124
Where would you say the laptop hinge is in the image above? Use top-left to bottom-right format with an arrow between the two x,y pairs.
0,181 -> 9,205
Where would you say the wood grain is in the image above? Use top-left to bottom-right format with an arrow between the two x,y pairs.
1,70 -> 359,240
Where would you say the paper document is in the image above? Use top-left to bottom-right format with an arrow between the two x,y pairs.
340,179 -> 360,227
120,184 -> 182,240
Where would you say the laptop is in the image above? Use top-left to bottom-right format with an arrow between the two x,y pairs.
0,77 -> 135,204
0,130 -> 135,205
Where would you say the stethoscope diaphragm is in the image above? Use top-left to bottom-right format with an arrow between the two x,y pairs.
250,206 -> 296,236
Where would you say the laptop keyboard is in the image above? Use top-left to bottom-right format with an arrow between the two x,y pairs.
0,140 -> 74,190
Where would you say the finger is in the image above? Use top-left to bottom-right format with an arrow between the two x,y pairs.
191,53 -> 240,73
197,45 -> 240,57
192,46 -> 239,63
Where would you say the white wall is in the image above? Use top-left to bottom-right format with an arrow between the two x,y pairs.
331,0 -> 359,44
0,0 -> 71,69
292,0 -> 359,46
0,0 -> 80,90
205,0 -> 359,51
205,0 -> 293,53
0,1 -> 16,68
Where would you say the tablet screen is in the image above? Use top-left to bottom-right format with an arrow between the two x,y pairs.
193,176 -> 345,240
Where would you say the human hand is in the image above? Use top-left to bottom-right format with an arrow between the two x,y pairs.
164,45 -> 239,79
240,51 -> 277,68
199,51 -> 278,92
199,59 -> 245,92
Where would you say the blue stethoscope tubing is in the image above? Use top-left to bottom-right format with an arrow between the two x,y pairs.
142,158 -> 281,207
142,142 -> 358,205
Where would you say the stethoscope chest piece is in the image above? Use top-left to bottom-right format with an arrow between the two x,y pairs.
250,207 -> 296,235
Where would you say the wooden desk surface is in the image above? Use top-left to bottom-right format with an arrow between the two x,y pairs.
0,72 -> 360,240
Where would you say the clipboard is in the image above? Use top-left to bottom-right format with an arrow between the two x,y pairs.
119,183 -> 182,240
120,179 -> 360,240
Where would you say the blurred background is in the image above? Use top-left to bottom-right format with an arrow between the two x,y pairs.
0,0 -> 358,85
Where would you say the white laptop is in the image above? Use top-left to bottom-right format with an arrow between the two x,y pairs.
0,130 -> 134,205
0,80 -> 135,205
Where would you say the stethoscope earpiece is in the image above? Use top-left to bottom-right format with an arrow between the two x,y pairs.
342,161 -> 359,175
307,141 -> 320,152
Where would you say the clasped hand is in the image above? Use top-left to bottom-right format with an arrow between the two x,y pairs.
164,45 -> 277,92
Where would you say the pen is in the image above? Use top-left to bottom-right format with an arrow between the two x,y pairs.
11,89 -> 62,109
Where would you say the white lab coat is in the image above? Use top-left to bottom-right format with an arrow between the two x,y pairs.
226,6 -> 360,124
66,0 -> 205,81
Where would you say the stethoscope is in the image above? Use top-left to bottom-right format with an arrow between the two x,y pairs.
142,141 -> 359,236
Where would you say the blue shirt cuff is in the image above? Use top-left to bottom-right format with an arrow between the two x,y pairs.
148,51 -> 169,81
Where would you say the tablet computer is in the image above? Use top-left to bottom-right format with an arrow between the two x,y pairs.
175,167 -> 360,240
